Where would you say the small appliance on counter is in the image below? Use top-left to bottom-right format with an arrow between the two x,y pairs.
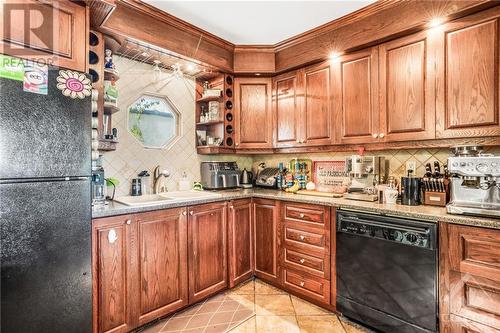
255,165 -> 280,189
344,155 -> 386,202
240,168 -> 254,189
401,171 -> 422,206
447,146 -> 500,218
200,161 -> 240,190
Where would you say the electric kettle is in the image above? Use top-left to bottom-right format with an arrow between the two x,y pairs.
240,168 -> 254,188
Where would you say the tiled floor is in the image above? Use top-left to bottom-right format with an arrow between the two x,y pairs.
137,278 -> 372,333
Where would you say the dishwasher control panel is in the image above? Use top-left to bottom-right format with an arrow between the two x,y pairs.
337,211 -> 435,249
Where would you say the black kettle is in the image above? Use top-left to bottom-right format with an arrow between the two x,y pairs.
240,168 -> 253,188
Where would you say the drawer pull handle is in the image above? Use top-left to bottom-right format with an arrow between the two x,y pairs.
299,213 -> 305,218
300,281 -> 305,287
299,235 -> 306,241
299,258 -> 305,264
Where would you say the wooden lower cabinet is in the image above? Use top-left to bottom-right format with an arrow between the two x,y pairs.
136,209 -> 188,326
92,215 -> 134,333
188,203 -> 228,303
228,199 -> 254,287
440,223 -> 500,332
253,199 -> 281,285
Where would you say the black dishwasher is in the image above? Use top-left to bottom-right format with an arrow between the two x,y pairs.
336,210 -> 438,333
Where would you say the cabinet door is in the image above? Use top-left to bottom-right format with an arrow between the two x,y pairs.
379,31 -> 437,142
188,203 -> 228,303
332,47 -> 380,144
273,71 -> 302,147
253,199 -> 280,285
302,61 -> 335,145
92,215 -> 134,333
228,199 -> 254,287
435,8 -> 500,138
234,77 -> 273,148
135,208 -> 188,326
0,0 -> 87,72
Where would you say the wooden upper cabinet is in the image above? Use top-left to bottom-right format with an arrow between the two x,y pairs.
435,7 -> 500,138
253,199 -> 280,285
135,209 -> 188,326
188,203 -> 227,303
273,71 -> 302,147
379,31 -> 437,142
0,0 -> 87,72
92,215 -> 134,333
228,199 -> 254,287
302,61 -> 335,145
234,77 -> 273,148
332,47 -> 379,144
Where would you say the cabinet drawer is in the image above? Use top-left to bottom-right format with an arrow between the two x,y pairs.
284,227 -> 327,255
283,248 -> 329,279
448,224 -> 500,281
449,271 -> 500,330
283,203 -> 329,227
283,269 -> 330,304
450,314 -> 499,333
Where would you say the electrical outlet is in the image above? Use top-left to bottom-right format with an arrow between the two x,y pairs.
406,160 -> 417,175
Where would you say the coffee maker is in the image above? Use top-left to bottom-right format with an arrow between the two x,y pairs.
447,154 -> 500,218
345,155 -> 386,201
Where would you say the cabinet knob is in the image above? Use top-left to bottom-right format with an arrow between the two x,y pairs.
125,219 -> 131,225
235,143 -> 239,147
372,133 -> 379,138
301,139 -> 306,144
299,235 -> 306,241
299,213 -> 305,218
182,211 -> 187,216
229,206 -> 234,209
108,229 -> 118,244
296,139 -> 300,143
190,211 -> 194,215
300,281 -> 305,287
299,258 -> 305,264
379,133 -> 385,138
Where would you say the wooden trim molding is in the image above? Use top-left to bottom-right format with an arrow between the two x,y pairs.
90,0 -> 499,74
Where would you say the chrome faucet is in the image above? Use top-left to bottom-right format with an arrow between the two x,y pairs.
153,165 -> 170,194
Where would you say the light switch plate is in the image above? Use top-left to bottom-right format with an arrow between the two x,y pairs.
406,160 -> 417,175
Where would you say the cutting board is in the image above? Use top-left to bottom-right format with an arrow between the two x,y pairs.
297,190 -> 344,198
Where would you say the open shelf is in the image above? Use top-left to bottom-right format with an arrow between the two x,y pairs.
103,103 -> 120,115
98,138 -> 118,151
196,95 -> 222,103
104,68 -> 120,81
197,146 -> 235,155
196,120 -> 224,126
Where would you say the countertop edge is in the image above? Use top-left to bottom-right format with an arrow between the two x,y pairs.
92,189 -> 499,230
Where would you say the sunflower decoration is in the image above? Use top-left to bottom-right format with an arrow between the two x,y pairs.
56,70 -> 92,99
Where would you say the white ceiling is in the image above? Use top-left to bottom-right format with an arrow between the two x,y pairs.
144,1 -> 375,45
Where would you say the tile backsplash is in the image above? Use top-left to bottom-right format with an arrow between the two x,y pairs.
101,56 -> 252,197
251,147 -> 500,181
101,57 -> 499,196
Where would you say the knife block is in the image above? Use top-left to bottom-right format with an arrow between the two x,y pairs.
423,179 -> 450,207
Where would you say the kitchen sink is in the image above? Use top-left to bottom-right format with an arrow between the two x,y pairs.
113,191 -> 222,206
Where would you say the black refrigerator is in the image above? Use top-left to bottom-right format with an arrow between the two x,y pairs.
0,64 -> 92,332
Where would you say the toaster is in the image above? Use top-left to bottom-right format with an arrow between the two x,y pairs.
255,167 -> 280,188
200,161 -> 240,190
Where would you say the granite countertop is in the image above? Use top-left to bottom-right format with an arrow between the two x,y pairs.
92,188 -> 500,230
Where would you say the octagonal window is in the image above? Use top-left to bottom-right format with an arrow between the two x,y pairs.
127,94 -> 181,149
